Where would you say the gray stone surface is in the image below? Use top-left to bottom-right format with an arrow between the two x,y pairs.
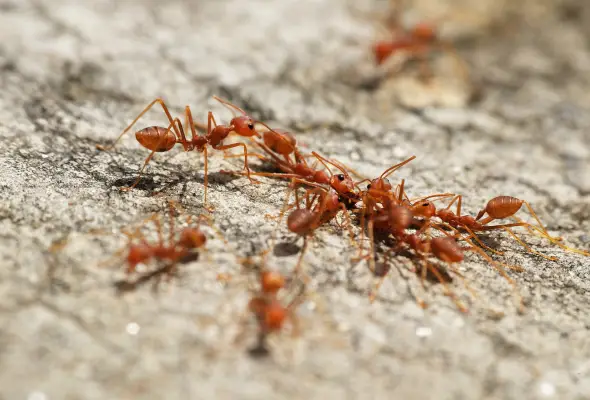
0,0 -> 589,399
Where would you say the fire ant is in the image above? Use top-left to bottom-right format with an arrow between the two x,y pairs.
370,206 -> 514,313
410,194 -> 590,260
352,156 -> 417,271
282,181 -> 355,279
103,201 -> 213,292
370,0 -> 468,82
236,250 -> 307,357
96,96 -> 264,210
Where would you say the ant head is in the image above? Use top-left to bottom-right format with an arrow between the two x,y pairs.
369,177 -> 392,194
411,22 -> 436,41
230,115 -> 257,137
331,173 -> 355,195
261,270 -> 285,294
311,151 -> 356,196
411,200 -> 436,218
178,228 -> 207,249
323,191 -> 341,212
373,41 -> 394,65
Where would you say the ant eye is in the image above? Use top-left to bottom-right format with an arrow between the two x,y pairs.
337,174 -> 345,181
247,122 -> 254,130
367,184 -> 371,189
422,203 -> 429,207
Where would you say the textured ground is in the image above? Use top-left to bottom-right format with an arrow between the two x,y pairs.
0,0 -> 589,399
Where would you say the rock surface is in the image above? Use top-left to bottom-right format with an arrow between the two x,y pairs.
0,0 -> 589,399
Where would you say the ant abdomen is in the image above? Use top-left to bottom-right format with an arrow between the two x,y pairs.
135,126 -> 177,152
178,228 -> 207,249
480,196 -> 524,220
287,209 -> 316,236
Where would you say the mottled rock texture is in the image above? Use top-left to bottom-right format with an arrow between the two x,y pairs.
0,0 -> 589,399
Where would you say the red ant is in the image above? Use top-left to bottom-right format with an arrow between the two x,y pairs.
248,269 -> 303,337
410,194 -> 590,260
370,0 -> 468,81
358,181 -> 524,311
102,201 -> 213,292
96,96 -> 265,210
269,180 -> 354,281
369,204 -> 506,312
236,251 -> 306,356
351,156 -> 417,271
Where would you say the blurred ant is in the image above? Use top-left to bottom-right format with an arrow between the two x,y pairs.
369,0 -> 468,82
235,249 -> 307,357
101,201 -> 214,292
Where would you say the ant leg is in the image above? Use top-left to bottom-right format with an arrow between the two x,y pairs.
120,151 -> 156,192
368,243 -> 408,304
177,106 -> 193,149
153,215 -> 164,247
293,236 -> 311,283
520,201 -> 589,256
448,224 -> 504,256
368,217 -> 376,273
337,203 -> 355,246
443,195 -> 462,212
446,264 -> 478,300
273,179 -> 298,224
97,98 -> 181,151
515,217 -> 590,257
202,146 -> 212,212
396,179 -> 405,203
463,237 -> 524,312
427,261 -> 468,313
500,227 -> 558,261
479,220 -> 559,260
352,202 -> 368,261
215,143 -> 262,184
224,151 -> 268,161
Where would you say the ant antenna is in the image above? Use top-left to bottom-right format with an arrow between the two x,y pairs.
379,155 -> 416,179
212,96 -> 247,117
311,151 -> 350,178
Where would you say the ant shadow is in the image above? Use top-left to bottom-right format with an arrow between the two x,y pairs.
109,160 -> 242,194
247,333 -> 271,358
272,241 -> 301,257
113,252 -> 200,295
